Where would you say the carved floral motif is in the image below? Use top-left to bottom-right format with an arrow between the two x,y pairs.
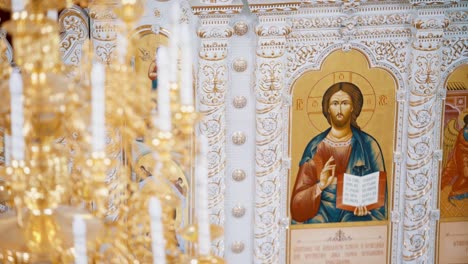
286,42 -> 332,77
95,43 -> 117,65
414,54 -> 440,95
362,40 -> 409,73
200,64 -> 227,106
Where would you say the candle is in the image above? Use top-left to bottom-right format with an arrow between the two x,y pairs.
12,0 -> 24,13
156,47 -> 171,132
149,197 -> 166,264
91,62 -> 106,153
168,2 -> 180,86
9,69 -> 24,161
197,135 -> 211,256
73,215 -> 87,264
180,24 -> 193,106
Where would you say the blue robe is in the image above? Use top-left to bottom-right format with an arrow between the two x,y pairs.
292,127 -> 387,223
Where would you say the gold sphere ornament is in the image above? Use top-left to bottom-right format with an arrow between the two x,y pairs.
232,58 -> 247,72
233,21 -> 249,36
231,169 -> 246,182
231,241 -> 245,254
231,204 -> 245,218
232,131 -> 246,145
232,96 -> 247,109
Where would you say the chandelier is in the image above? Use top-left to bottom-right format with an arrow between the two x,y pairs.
0,0 -> 224,263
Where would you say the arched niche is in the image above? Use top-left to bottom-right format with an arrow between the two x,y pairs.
288,49 -> 397,264
438,63 -> 468,264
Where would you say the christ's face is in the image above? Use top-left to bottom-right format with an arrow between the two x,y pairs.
328,90 -> 353,128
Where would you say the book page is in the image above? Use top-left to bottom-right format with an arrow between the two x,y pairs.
360,171 -> 380,206
342,173 -> 361,207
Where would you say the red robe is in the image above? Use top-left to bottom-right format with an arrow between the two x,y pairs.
442,127 -> 468,199
290,138 -> 351,222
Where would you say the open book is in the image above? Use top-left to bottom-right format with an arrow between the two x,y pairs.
336,171 -> 386,212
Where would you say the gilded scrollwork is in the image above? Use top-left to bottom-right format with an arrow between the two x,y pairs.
362,40 -> 409,73
254,17 -> 286,259
200,64 -> 227,106
197,27 -> 233,39
413,17 -> 450,30
59,5 -> 89,69
357,13 -> 412,26
257,61 -> 282,104
88,6 -> 118,20
441,38 -> 467,71
197,15 -> 232,257
200,41 -> 228,61
255,24 -> 291,37
339,15 -> 358,51
413,54 -> 440,95
286,42 -> 332,77
400,7 -> 448,261
409,0 -> 459,6
95,43 -> 117,65
290,17 -> 343,29
406,200 -> 429,222
355,28 -> 412,38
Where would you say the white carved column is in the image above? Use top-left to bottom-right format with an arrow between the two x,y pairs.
254,15 -> 290,264
402,7 -> 448,263
88,1 -> 123,221
196,15 -> 233,256
224,10 -> 257,263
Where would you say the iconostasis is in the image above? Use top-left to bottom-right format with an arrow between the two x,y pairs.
1,0 -> 467,263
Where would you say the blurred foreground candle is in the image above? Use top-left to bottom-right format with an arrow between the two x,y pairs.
12,0 -> 24,13
149,197 -> 167,264
9,69 -> 24,161
73,215 -> 87,264
91,62 -> 106,153
168,2 -> 180,87
197,135 -> 211,256
156,47 -> 171,132
180,24 -> 193,107
4,133 -> 11,166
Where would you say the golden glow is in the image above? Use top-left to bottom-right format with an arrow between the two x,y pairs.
0,1 -> 220,263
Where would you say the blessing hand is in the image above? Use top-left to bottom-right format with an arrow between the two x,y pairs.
318,156 -> 336,190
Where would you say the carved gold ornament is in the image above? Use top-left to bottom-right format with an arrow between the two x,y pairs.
232,131 -> 246,145
232,96 -> 247,109
233,21 -> 249,36
232,204 -> 246,218
231,241 -> 245,253
233,57 -> 248,72
232,169 -> 246,182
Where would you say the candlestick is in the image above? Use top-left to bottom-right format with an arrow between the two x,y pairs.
180,24 -> 193,106
149,197 -> 167,264
91,62 -> 106,153
156,47 -> 171,132
73,215 -> 88,264
197,135 -> 211,256
9,69 -> 24,161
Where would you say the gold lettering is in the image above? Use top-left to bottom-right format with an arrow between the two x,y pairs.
296,99 -> 304,111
